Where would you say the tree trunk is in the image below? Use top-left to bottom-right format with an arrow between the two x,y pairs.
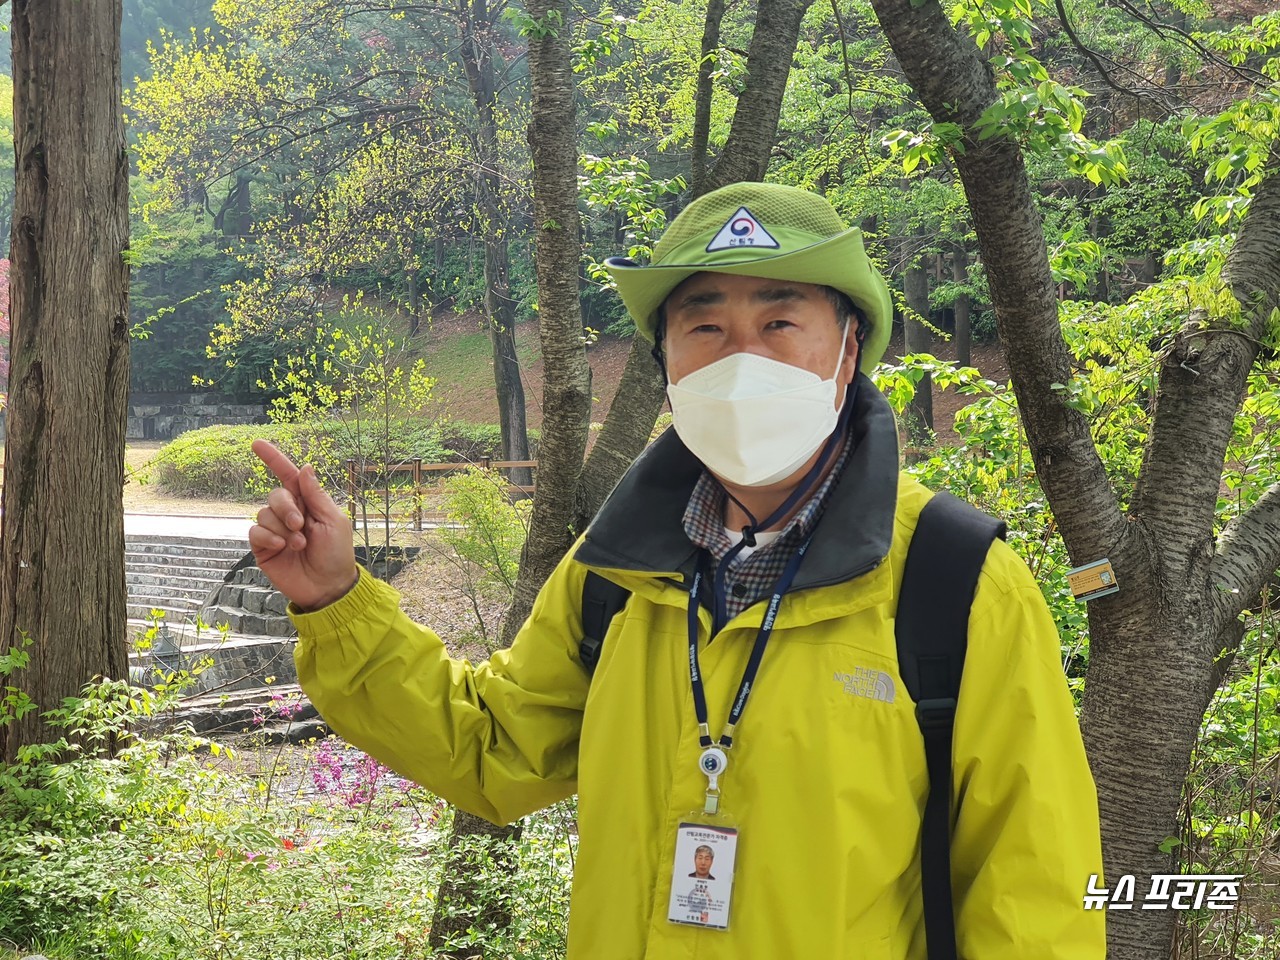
571,336 -> 668,535
484,238 -> 533,488
460,0 -> 532,490
215,174 -> 250,238
575,0 -> 817,528
689,0 -> 727,197
427,3 -> 530,951
868,0 -> 1280,956
429,809 -> 524,957
405,261 -> 421,338
501,0 -> 593,648
701,0 -> 815,191
0,0 -> 131,762
952,242 -> 972,367
902,247 -> 934,442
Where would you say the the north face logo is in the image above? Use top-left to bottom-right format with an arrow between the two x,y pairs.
705,206 -> 781,252
833,667 -> 895,703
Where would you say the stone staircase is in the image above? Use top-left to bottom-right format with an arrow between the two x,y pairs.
126,534 -> 250,626
126,533 -> 299,694
201,563 -> 294,636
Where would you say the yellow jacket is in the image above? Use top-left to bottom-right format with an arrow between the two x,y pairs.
292,382 -> 1105,959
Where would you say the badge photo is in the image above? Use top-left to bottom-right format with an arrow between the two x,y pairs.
667,822 -> 739,930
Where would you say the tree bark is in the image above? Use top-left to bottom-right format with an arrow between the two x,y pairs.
689,0 -> 727,197
460,0 -> 532,489
428,809 -> 523,957
0,0 -> 131,761
868,1 -> 1280,956
952,242 -> 971,367
428,4 -> 530,952
702,0 -> 815,191
500,0 -> 592,647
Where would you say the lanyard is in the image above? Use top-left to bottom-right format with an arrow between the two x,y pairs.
686,535 -> 813,813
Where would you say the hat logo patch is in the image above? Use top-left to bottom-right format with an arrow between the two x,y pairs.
706,206 -> 780,253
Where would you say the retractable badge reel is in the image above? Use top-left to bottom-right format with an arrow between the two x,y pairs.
700,746 -> 728,814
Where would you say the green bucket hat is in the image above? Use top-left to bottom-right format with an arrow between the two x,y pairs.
605,182 -> 893,371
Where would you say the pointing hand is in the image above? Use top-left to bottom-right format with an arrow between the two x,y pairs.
249,440 -> 358,611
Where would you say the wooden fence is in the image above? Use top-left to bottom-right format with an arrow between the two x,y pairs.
344,458 -> 537,531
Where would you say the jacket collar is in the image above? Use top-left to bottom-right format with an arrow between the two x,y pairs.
574,373 -> 899,593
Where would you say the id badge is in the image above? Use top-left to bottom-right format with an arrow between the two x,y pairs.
667,821 -> 739,930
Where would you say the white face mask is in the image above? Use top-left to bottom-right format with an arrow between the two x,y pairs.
667,326 -> 849,487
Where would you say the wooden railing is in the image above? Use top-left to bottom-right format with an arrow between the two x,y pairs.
344,458 -> 537,531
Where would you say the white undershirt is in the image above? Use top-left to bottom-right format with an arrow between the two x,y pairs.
723,526 -> 784,560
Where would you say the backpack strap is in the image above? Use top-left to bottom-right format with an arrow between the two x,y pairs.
896,492 -> 1006,960
580,571 -> 632,675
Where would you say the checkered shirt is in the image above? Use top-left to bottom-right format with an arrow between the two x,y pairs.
681,429 -> 855,623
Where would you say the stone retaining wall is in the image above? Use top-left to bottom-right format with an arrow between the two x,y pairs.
127,391 -> 267,441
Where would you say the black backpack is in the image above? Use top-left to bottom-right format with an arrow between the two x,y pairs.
578,492 -> 1006,960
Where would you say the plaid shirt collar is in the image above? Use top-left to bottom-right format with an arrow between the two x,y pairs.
682,427 -> 855,622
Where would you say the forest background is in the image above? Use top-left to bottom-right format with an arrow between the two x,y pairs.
4,0 -> 1280,958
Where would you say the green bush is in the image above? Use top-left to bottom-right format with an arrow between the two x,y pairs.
150,420 -> 547,501
150,419 -> 447,500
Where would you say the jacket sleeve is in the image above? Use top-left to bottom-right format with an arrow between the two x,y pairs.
290,548 -> 591,826
950,540 -> 1106,959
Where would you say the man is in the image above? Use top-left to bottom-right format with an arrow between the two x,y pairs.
690,845 -> 715,881
250,182 -> 1105,958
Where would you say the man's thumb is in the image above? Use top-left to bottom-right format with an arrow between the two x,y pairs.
299,464 -> 340,518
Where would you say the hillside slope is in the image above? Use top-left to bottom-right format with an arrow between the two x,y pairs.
418,311 -> 631,428
418,311 -> 1008,439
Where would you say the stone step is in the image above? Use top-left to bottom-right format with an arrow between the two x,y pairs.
128,583 -> 216,607
126,532 -> 249,550
208,584 -> 290,617
199,604 -> 294,638
139,683 -> 324,740
126,553 -> 245,574
127,571 -> 223,591
130,587 -> 206,605
125,540 -> 248,561
126,618 -> 282,644
129,632 -> 300,695
127,602 -> 202,624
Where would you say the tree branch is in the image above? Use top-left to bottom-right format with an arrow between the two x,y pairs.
1205,142 -> 1280,627
1053,0 -> 1179,111
577,0 -> 818,525
868,0 -> 1130,567
1105,0 -> 1269,86
1130,148 -> 1280,560
704,0 -> 816,191
689,0 -> 726,197
1211,483 -> 1280,630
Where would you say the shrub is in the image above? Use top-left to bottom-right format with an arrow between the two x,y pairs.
150,419 -> 447,500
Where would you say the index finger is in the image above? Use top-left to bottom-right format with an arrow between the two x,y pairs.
252,439 -> 302,491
